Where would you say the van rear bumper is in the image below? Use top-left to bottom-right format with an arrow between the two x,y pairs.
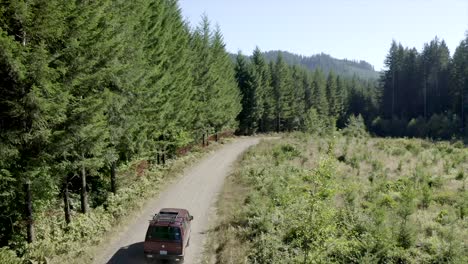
144,252 -> 184,261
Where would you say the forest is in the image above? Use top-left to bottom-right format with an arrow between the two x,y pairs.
0,0 -> 240,261
234,37 -> 468,139
0,0 -> 467,263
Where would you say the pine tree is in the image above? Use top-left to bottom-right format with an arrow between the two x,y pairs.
335,75 -> 347,127
191,16 -> 215,144
303,71 -> 313,113
51,0 -> 120,214
235,53 -> 257,134
208,26 -> 241,136
251,47 -> 270,132
311,68 -> 329,116
289,65 -> 306,130
421,37 -> 451,118
326,71 -> 339,117
271,53 -> 292,132
450,33 -> 468,132
0,0 -> 70,242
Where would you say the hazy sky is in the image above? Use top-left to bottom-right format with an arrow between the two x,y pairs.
178,0 -> 468,70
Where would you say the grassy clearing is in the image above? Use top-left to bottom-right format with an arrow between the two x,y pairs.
204,133 -> 467,263
0,139 -> 231,264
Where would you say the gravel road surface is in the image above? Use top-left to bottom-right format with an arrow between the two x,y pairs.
94,137 -> 261,264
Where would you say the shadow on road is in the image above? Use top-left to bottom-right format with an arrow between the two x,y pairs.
107,242 -> 146,264
107,242 -> 182,264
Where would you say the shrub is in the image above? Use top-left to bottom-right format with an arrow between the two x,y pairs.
0,247 -> 22,264
342,114 -> 368,138
303,108 -> 335,135
426,114 -> 459,139
406,117 -> 427,138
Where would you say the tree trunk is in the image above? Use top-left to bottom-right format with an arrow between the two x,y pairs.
202,133 -> 206,147
424,65 -> 427,120
24,181 -> 34,243
392,68 -> 395,117
276,114 -> 280,132
63,181 -> 71,225
215,131 -> 219,142
80,165 -> 88,214
110,162 -> 117,194
461,89 -> 465,133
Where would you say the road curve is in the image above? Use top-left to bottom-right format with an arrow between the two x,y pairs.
94,137 -> 261,264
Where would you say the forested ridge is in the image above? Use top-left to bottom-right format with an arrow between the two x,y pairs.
230,51 -> 379,79
0,0 -> 467,262
261,50 -> 379,79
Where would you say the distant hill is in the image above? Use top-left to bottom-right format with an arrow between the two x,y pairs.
232,50 -> 380,79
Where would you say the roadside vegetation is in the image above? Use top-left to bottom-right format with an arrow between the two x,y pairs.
0,140 -> 227,264
205,125 -> 467,263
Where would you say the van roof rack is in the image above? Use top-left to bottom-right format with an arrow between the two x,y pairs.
153,211 -> 181,223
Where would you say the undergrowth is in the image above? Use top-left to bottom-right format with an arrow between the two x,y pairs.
205,133 -> 467,263
0,141 -> 227,264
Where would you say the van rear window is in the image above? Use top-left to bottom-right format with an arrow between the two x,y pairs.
146,226 -> 181,241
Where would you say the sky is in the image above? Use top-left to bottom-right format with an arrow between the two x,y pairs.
178,0 -> 468,71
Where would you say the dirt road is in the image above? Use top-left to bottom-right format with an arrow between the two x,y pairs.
94,137 -> 261,264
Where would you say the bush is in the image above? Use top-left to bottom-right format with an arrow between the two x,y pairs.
0,247 -> 22,264
303,108 -> 335,135
342,114 -> 368,138
407,117 -> 427,138
426,114 -> 459,139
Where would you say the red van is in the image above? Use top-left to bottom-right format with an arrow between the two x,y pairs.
143,208 -> 193,262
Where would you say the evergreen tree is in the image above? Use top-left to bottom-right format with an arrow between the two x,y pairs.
311,68 -> 329,116
191,16 -> 240,142
303,71 -> 313,113
251,47 -> 271,132
450,33 -> 468,132
335,75 -> 347,126
235,53 -> 257,134
271,53 -> 292,132
208,26 -> 241,136
421,37 -> 451,118
380,41 -> 404,118
51,0 -> 126,214
289,65 -> 306,130
0,0 -> 70,242
326,71 -> 339,117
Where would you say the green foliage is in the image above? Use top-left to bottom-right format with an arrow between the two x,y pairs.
209,134 -> 468,263
0,0 -> 241,260
341,114 -> 368,137
233,49 -> 376,134
375,35 -> 468,140
235,52 -> 258,135
303,108 -> 335,135
0,247 -> 22,264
